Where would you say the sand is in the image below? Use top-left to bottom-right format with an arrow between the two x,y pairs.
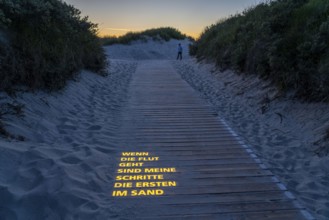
173,59 -> 329,220
0,59 -> 137,219
0,39 -> 328,219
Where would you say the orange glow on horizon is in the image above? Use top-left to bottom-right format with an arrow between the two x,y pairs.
63,0 -> 266,41
97,28 -> 199,39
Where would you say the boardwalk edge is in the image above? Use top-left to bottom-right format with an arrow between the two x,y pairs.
219,118 -> 315,220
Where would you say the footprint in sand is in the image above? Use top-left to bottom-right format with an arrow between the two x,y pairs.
26,158 -> 54,170
60,156 -> 81,165
58,125 -> 77,131
80,146 -> 92,157
17,167 -> 43,191
81,202 -> 99,212
273,153 -> 283,159
94,146 -> 114,154
63,136 -> 74,144
57,124 -> 77,135
58,129 -> 67,135
79,163 -> 94,173
87,125 -> 102,131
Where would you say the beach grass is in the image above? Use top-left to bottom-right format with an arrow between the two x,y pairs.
0,0 -> 107,92
191,0 -> 329,102
101,27 -> 188,45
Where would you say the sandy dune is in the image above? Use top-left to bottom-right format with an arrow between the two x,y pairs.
0,59 -> 137,219
0,39 -> 328,219
173,60 -> 329,220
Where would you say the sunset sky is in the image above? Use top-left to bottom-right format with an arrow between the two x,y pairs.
63,0 -> 265,38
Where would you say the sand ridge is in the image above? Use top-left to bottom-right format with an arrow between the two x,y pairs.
0,59 -> 137,219
0,39 -> 327,219
173,59 -> 329,220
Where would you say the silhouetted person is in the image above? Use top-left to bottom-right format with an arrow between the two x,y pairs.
177,43 -> 183,60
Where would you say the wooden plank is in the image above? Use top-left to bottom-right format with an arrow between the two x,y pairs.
134,201 -> 300,216
129,191 -> 290,204
137,210 -> 306,220
168,176 -> 279,185
111,60 -> 309,220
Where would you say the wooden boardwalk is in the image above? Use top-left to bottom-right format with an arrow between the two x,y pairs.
112,60 -> 312,220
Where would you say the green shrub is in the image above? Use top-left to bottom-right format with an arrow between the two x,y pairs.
0,0 -> 107,91
192,0 -> 329,101
101,27 -> 187,45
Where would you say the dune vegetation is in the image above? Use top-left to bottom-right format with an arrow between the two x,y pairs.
191,0 -> 329,101
101,27 -> 188,45
0,0 -> 107,93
